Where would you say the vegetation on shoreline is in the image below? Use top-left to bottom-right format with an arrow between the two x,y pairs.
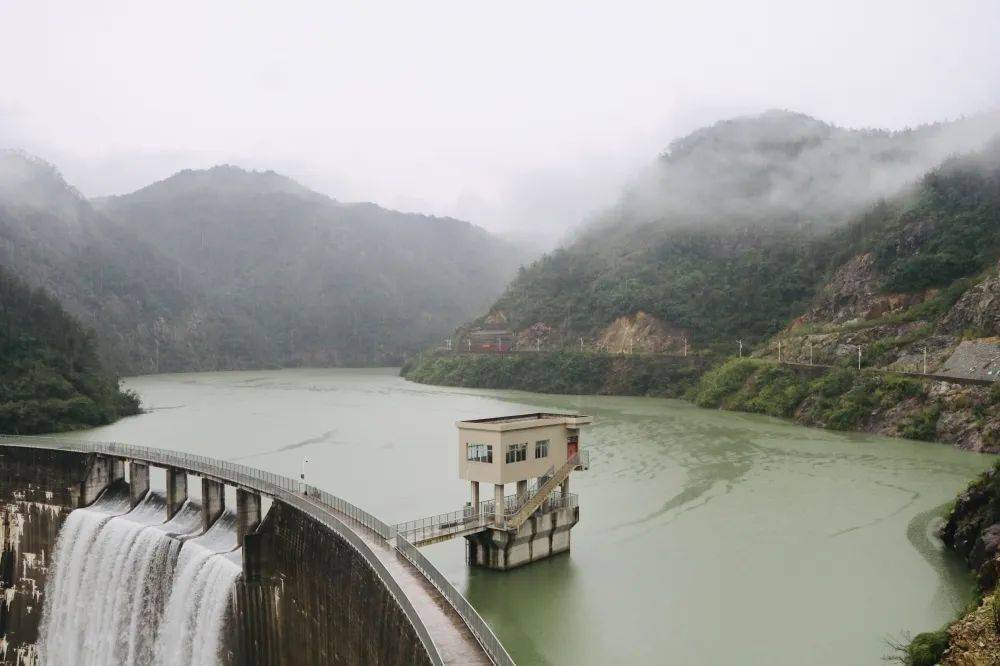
400,351 -> 707,397
0,265 -> 140,434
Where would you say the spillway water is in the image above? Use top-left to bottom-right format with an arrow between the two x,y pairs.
154,511 -> 241,666
37,489 -> 242,666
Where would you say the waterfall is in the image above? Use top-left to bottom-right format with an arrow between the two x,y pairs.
153,511 -> 241,666
37,489 -> 242,666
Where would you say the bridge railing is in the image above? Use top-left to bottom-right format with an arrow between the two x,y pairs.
395,534 -> 515,666
395,505 -> 489,542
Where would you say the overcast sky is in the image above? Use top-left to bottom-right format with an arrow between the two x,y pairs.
1,1 -> 999,242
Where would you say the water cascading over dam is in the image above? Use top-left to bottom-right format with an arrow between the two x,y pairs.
36,488 -> 241,665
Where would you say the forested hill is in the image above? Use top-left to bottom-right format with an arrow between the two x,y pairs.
0,152 -> 522,373
464,111 -> 1000,350
97,165 -> 523,368
0,263 -> 139,434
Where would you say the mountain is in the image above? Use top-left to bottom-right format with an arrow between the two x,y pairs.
0,153 -> 522,373
0,151 -> 200,373
0,262 -> 139,434
454,110 -> 1000,350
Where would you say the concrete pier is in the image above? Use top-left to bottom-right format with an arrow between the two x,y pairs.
466,503 -> 579,570
128,462 -> 150,508
236,488 -> 261,546
202,477 -> 225,530
81,454 -> 125,506
166,468 -> 187,519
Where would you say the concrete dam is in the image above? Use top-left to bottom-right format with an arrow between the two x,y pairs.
0,437 -> 510,665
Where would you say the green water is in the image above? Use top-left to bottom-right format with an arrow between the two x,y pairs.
69,368 -> 994,665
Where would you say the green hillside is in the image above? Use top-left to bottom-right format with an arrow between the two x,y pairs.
0,264 -> 139,434
466,112 -> 1000,349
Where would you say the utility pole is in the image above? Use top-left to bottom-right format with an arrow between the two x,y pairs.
738,339 -> 744,358
777,341 -> 782,363
857,345 -> 862,371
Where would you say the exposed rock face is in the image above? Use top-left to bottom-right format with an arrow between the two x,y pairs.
941,263 -> 1000,335
941,467 -> 1000,665
942,467 -> 1000,588
798,252 -> 931,325
942,594 -> 1000,666
596,312 -> 688,354
515,322 -> 554,349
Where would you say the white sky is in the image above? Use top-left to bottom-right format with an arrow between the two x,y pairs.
1,0 -> 999,241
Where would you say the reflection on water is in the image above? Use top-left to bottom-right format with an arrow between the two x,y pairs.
69,368 -> 995,665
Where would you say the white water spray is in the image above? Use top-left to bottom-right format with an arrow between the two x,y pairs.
37,489 -> 242,666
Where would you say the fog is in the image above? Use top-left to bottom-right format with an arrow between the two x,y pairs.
609,110 -> 1000,234
1,1 -> 999,243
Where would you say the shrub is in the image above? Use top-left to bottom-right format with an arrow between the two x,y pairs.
901,406 -> 941,441
692,359 -> 761,408
905,629 -> 950,666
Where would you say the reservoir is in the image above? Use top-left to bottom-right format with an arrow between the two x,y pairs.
66,367 -> 993,665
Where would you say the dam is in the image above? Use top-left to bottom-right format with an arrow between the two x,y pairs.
0,436 -> 512,665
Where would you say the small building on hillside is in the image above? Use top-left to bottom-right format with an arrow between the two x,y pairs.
938,340 -> 1000,382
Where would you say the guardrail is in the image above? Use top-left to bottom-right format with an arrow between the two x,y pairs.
0,436 -> 451,663
395,505 -> 491,543
396,534 -> 515,666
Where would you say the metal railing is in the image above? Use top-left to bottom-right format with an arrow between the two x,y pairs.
0,434 -> 395,540
395,505 -> 491,544
0,435 -> 463,665
505,452 -> 580,530
396,534 -> 515,666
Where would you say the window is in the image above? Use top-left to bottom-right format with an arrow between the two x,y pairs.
505,442 -> 527,464
535,440 -> 549,459
466,443 -> 492,463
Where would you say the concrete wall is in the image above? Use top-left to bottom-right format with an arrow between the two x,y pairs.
235,501 -> 431,665
466,504 -> 579,570
0,447 -> 94,665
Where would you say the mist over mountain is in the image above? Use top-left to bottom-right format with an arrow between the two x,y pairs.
589,110 -> 1000,237
0,153 -> 522,373
459,111 -> 1000,348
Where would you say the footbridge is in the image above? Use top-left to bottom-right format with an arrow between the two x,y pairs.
0,435 -> 512,666
397,450 -> 587,547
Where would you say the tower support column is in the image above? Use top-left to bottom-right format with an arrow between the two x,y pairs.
494,483 -> 505,525
470,481 -> 480,517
